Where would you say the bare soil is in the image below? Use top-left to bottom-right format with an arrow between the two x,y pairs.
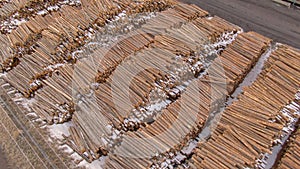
0,147 -> 9,169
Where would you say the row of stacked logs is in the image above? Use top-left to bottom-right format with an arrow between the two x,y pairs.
188,45 -> 300,168
104,31 -> 271,168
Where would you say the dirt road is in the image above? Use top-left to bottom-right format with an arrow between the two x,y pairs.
179,0 -> 300,48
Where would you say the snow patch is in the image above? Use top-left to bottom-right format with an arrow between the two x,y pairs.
37,10 -> 48,15
48,122 -> 74,140
78,156 -> 107,169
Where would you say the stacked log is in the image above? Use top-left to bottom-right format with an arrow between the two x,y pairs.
15,3 -> 216,127
0,0 -> 81,33
30,65 -> 74,124
154,16 -> 240,55
0,1 -> 84,70
188,45 -> 300,168
0,0 -> 64,21
220,31 -> 270,92
104,32 -> 271,168
0,0 -> 11,7
1,0 -> 121,71
94,32 -> 155,83
0,0 -> 28,20
141,3 -> 208,36
277,125 -> 300,169
74,15 -> 240,125
69,47 -> 190,161
174,3 -> 209,21
3,0 -> 174,95
65,15 -> 241,161
0,34 -> 14,70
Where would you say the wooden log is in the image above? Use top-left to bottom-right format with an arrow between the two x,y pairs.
189,44 -> 300,168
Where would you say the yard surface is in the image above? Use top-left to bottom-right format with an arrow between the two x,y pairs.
0,148 -> 8,169
179,0 -> 300,48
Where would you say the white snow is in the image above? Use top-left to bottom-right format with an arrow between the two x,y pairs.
25,112 -> 38,118
47,5 -> 60,11
12,18 -> 27,25
0,72 -> 7,78
86,31 -> 94,39
205,30 -> 242,55
78,156 -> 107,169
44,63 -> 65,71
37,10 -> 48,15
181,140 -> 197,155
48,121 -> 74,139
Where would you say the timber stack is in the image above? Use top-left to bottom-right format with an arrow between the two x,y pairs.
18,4 -> 228,125
0,0 -> 300,168
188,45 -> 300,168
104,31 -> 271,168
66,12 -> 243,161
276,125 -> 300,169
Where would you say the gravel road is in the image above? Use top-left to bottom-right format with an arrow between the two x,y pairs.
179,0 -> 300,48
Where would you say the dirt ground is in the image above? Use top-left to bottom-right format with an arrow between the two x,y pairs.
179,0 -> 300,48
0,148 -> 9,169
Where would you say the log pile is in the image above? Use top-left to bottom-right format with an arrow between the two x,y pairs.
3,1 -> 300,167
0,1 -> 83,70
219,31 -> 271,92
0,0 -> 11,7
188,45 -> 300,168
3,0 -> 175,94
94,32 -> 155,83
174,3 -> 208,21
0,0 -> 82,34
30,65 -> 75,124
2,1 -> 207,93
0,34 -> 14,70
12,3 -> 217,126
1,0 -> 122,71
0,0 -> 28,20
64,15 -> 241,161
277,125 -> 300,169
104,32 -> 271,168
1,0 -> 174,72
154,16 -> 240,56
